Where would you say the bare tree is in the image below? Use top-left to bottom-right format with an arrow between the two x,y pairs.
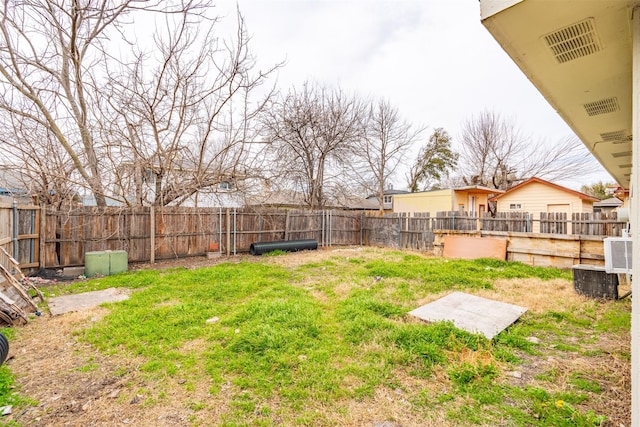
351,98 -> 423,212
0,118 -> 78,207
0,1 -> 276,207
406,127 -> 458,193
458,110 -> 591,190
261,82 -> 364,209
101,6 -> 278,206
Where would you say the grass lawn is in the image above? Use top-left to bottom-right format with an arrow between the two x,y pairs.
0,248 -> 630,426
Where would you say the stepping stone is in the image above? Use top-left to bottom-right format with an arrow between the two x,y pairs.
409,291 -> 527,339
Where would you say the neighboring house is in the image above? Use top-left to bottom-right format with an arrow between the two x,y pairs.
365,189 -> 410,213
245,189 -> 379,211
113,160 -> 250,208
593,197 -> 623,214
393,186 -> 503,217
489,177 -> 599,233
0,167 -> 34,204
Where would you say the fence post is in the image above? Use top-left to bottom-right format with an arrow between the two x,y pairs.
150,206 -> 155,264
218,208 -> 223,254
226,208 -> 231,256
329,210 -> 332,247
12,201 -> 18,260
319,210 -> 323,247
284,210 -> 290,240
233,208 -> 237,256
39,204 -> 46,269
360,211 -> 364,246
397,215 -> 402,249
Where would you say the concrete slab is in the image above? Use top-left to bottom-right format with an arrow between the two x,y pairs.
409,291 -> 527,339
62,266 -> 85,277
48,288 -> 129,316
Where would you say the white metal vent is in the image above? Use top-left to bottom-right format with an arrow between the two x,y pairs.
583,97 -> 620,116
544,18 -> 602,64
600,130 -> 629,143
611,151 -> 632,158
604,237 -> 632,274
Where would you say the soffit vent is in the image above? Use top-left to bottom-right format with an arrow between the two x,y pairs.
619,164 -> 632,169
600,130 -> 630,143
584,97 -> 619,116
544,18 -> 602,64
611,151 -> 631,158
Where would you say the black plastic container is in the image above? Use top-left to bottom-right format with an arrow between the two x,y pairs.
572,264 -> 619,299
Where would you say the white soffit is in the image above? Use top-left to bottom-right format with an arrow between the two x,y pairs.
480,0 -> 634,188
480,0 -> 523,20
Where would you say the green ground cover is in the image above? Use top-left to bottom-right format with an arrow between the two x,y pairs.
0,249 -> 629,426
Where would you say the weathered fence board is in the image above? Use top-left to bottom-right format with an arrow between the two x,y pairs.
540,212 -> 567,234
0,204 -> 628,270
481,212 -> 531,232
572,212 -> 626,236
434,211 -> 477,231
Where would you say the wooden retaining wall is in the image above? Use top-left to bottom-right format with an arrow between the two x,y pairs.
433,230 -> 605,269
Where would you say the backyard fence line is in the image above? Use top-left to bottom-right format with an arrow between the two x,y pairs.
0,205 -> 629,270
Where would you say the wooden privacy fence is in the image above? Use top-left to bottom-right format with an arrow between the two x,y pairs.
572,212 -> 626,236
43,207 -> 369,268
435,211 -> 626,236
433,211 -> 477,231
540,212 -> 567,234
0,205 -> 630,270
0,203 -> 39,270
363,213 -> 434,251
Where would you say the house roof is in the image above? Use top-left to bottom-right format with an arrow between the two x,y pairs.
594,197 -> 623,208
480,0 -> 630,188
365,189 -> 410,199
453,185 -> 505,195
395,186 -> 505,197
489,177 -> 600,202
246,190 -> 379,210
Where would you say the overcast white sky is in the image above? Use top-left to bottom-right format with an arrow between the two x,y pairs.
213,0 -> 613,190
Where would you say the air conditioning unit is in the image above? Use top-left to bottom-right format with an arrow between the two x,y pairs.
603,237 -> 632,274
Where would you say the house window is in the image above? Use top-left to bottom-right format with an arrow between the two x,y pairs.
509,203 -> 522,210
219,181 -> 233,191
383,195 -> 392,204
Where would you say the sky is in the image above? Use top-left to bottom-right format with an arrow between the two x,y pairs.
212,0 -> 613,191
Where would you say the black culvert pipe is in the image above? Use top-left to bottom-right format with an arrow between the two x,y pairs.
0,333 -> 8,366
250,239 -> 318,256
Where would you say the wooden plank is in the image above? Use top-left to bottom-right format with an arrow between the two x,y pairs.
442,235 -> 507,260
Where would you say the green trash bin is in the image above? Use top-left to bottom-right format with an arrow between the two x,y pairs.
85,251 -> 110,277
109,250 -> 128,274
84,250 -> 128,277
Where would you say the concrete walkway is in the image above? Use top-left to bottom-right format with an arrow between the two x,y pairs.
48,288 -> 129,316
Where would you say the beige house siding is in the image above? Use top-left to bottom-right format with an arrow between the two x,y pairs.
393,189 -> 453,216
582,199 -> 595,211
393,188 -> 495,216
454,191 -> 491,214
494,181 -> 594,233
